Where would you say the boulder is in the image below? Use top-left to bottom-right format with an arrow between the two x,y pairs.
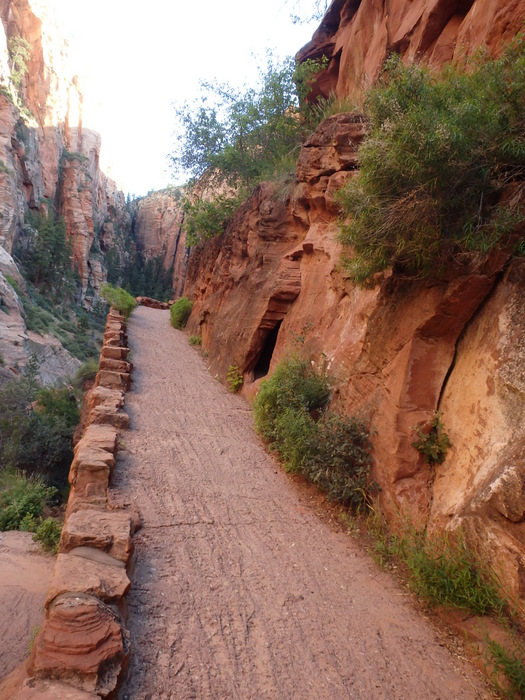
30,594 -> 128,696
100,345 -> 129,361
95,370 -> 131,392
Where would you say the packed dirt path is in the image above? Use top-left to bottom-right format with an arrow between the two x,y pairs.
115,307 -> 489,700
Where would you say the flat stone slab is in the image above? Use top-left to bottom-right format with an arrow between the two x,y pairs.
46,551 -> 130,608
60,510 -> 134,564
77,424 -> 119,455
100,345 -> 129,361
95,370 -> 130,391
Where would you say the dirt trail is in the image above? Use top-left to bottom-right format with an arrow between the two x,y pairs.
115,307 -> 488,700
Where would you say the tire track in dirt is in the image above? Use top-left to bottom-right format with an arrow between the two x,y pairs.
115,306 -> 488,700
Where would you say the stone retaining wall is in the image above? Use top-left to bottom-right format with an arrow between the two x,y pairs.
6,307 -> 139,699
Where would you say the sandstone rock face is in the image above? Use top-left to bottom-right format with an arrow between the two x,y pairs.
297,0 -> 525,104
133,188 -> 186,297
184,95 -> 525,613
30,594 -> 128,696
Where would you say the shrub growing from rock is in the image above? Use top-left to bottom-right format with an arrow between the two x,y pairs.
100,283 -> 136,319
170,296 -> 193,329
337,36 -> 525,283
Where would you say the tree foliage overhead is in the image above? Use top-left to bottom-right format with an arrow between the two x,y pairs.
170,54 -> 326,246
337,36 -> 525,284
170,54 -> 325,191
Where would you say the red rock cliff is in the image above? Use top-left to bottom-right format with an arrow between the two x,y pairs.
297,0 -> 525,103
183,0 -> 525,613
0,0 -> 131,299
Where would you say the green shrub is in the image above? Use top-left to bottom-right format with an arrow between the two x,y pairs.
254,356 -> 330,442
183,195 -> 242,247
0,471 -> 57,531
170,297 -> 193,329
412,411 -> 451,465
226,365 -> 243,392
368,521 -> 507,616
74,357 -> 99,386
254,355 -> 374,509
100,283 -> 136,319
0,369 -> 78,490
304,413 -> 374,510
337,36 -> 525,283
189,335 -> 202,346
32,517 -> 62,554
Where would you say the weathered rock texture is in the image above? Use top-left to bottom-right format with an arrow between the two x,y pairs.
133,187 -> 187,297
0,0 -> 133,378
1,307 -> 138,698
297,0 -> 525,104
183,5 -> 525,615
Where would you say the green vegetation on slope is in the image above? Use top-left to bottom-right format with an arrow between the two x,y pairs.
254,355 -> 375,510
170,296 -> 193,329
337,36 -> 525,283
0,357 -> 80,492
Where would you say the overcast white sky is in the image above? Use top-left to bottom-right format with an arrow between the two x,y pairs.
53,0 -> 322,196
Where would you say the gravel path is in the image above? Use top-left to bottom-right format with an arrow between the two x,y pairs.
115,306 -> 488,700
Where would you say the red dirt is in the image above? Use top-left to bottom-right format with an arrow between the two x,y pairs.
114,307 -> 491,699
0,532 -> 55,680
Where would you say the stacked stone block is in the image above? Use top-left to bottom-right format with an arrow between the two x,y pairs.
9,308 -> 138,699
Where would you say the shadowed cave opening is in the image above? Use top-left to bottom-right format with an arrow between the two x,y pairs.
254,320 -> 282,380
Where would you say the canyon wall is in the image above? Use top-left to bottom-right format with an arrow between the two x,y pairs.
183,0 -> 525,611
0,0 -> 132,378
132,187 -> 187,297
297,0 -> 525,103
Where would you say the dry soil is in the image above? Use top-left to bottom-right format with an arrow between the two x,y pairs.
114,306 -> 490,700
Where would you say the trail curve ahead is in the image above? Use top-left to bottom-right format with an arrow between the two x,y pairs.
115,306 -> 488,700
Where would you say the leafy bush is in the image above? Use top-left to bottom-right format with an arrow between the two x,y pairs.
189,335 -> 202,346
337,36 -> 525,283
412,411 -> 451,465
226,365 -> 243,392
0,471 -> 57,531
254,356 -> 374,509
170,297 -> 193,329
183,194 -> 242,247
304,413 -> 374,510
0,365 -> 79,489
32,517 -> 62,554
100,283 -> 136,319
254,356 -> 330,443
170,54 -> 328,190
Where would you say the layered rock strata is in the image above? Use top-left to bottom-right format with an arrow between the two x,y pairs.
1,307 -> 138,698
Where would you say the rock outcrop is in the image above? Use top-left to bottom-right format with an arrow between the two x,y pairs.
0,0 -> 134,377
297,0 -> 525,104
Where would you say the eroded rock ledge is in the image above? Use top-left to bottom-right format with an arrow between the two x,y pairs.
1,307 -> 139,699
